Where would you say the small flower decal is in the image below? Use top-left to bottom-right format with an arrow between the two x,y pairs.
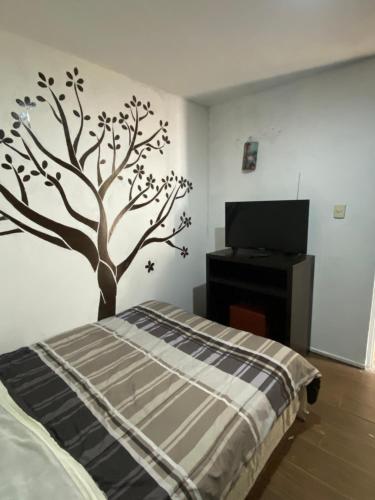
1,154 -> 32,184
179,211 -> 192,228
161,134 -> 170,145
178,176 -> 187,188
145,174 -> 156,189
37,72 -> 55,89
1,153 -> 13,171
161,175 -> 172,189
133,164 -> 145,179
145,260 -> 155,273
141,100 -> 154,116
11,96 -> 37,130
98,111 -> 111,131
119,111 -> 130,130
180,246 -> 189,258
66,67 -> 84,92
15,96 -> 36,111
0,129 -> 14,144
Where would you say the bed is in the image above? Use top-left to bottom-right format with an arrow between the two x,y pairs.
0,300 -> 320,500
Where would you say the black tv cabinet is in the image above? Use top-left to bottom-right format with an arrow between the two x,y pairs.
206,249 -> 315,355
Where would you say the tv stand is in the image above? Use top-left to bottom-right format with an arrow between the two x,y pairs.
206,249 -> 315,355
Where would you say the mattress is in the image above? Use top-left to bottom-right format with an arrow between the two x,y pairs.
0,300 -> 320,499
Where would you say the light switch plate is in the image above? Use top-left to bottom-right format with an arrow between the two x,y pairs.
333,204 -> 346,219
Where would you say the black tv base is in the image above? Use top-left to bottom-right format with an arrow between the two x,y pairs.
206,249 -> 315,355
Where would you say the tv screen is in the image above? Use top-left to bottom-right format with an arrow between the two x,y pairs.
225,200 -> 309,254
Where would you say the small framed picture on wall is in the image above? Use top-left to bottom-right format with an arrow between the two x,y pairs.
242,140 -> 259,172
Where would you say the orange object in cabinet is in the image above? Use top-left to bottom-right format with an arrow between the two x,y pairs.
229,304 -> 268,337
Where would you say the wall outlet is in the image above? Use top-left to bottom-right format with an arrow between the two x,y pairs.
333,204 -> 346,219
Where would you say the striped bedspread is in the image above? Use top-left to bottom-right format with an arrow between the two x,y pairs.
0,300 -> 320,499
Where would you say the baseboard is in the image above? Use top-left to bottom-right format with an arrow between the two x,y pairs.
309,347 -> 365,369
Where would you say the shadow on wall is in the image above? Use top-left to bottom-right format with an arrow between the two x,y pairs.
189,54 -> 375,106
145,97 -> 209,314
191,227 -> 226,318
193,284 -> 206,317
177,100 -> 209,316
215,227 -> 225,250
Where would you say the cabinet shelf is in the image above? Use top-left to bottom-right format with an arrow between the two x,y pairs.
209,276 -> 287,298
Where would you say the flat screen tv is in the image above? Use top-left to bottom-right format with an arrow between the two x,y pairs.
225,200 -> 309,254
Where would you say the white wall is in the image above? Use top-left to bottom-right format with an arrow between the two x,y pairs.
208,58 -> 375,366
1,30 -> 374,368
0,30 -> 208,352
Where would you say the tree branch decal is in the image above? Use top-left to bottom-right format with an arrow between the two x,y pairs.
0,68 -> 192,319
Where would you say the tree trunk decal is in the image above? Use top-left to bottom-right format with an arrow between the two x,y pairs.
0,68 -> 192,319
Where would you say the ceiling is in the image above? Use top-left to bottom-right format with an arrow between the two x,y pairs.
1,0 -> 375,105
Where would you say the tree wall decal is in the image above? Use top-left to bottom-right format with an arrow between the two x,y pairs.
0,68 -> 192,319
